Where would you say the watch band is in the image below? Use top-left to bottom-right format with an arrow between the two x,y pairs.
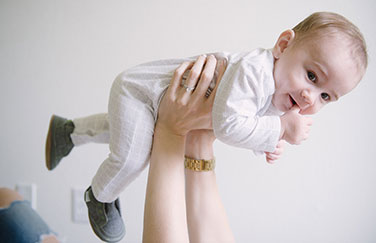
184,156 -> 216,172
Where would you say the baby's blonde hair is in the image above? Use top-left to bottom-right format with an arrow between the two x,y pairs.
292,12 -> 368,73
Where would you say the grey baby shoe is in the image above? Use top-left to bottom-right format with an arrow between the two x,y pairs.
84,187 -> 126,242
45,114 -> 75,170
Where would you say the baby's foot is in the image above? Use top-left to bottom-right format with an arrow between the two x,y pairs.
84,187 -> 126,242
45,115 -> 74,170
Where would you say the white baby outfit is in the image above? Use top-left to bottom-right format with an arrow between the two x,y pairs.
71,48 -> 282,202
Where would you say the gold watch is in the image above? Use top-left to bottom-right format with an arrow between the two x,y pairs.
184,156 -> 216,171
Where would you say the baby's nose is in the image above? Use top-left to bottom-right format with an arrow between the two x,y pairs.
301,90 -> 315,109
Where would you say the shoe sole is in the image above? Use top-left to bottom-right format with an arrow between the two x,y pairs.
45,115 -> 56,170
88,216 -> 125,243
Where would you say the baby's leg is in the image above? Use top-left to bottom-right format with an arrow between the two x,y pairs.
71,113 -> 110,146
91,80 -> 155,203
45,113 -> 109,171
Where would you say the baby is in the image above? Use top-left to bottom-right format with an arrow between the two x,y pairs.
45,12 -> 367,242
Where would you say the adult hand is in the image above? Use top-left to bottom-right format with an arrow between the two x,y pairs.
156,54 -> 227,137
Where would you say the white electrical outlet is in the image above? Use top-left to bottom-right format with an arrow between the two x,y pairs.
72,188 -> 88,223
16,183 -> 37,210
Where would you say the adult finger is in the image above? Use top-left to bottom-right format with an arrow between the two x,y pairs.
191,55 -> 217,99
181,55 -> 207,94
167,61 -> 194,99
207,58 -> 227,103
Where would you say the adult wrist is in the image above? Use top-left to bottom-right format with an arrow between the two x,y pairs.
184,156 -> 216,172
185,141 -> 214,160
185,135 -> 215,159
184,139 -> 215,172
154,124 -> 186,142
153,124 -> 186,161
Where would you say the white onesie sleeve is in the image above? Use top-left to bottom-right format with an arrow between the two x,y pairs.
212,50 -> 281,153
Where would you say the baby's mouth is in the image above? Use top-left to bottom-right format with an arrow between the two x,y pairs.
289,95 -> 297,107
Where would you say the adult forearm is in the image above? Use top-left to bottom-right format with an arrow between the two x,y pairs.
185,170 -> 234,242
143,127 -> 189,243
185,140 -> 235,242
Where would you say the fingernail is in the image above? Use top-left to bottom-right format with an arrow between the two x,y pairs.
221,58 -> 227,66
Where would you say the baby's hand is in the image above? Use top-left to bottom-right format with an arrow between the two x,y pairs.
265,140 -> 285,164
280,105 -> 313,145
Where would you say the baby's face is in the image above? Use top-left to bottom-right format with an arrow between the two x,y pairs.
272,34 -> 361,115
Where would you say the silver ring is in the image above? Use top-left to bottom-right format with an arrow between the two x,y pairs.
182,84 -> 195,92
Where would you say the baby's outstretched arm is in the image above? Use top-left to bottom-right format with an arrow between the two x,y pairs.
280,105 -> 313,145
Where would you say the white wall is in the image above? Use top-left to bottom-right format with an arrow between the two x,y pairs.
1,0 -> 375,242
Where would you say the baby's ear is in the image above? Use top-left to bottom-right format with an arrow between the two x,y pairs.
272,29 -> 295,59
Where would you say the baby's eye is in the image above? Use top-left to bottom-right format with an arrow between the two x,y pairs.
307,71 -> 317,82
321,93 -> 330,101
